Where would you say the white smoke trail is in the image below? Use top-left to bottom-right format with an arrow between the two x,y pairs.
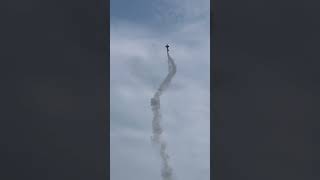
151,51 -> 176,180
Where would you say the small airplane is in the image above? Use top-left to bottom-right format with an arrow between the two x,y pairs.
165,44 -> 169,52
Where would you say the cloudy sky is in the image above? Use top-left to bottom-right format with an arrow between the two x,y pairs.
110,0 -> 210,180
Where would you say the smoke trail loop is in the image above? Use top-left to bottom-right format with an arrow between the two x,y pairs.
151,51 -> 177,180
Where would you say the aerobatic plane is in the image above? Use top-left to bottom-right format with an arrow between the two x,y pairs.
165,44 -> 169,52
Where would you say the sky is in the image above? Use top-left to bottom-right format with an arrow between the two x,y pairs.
110,0 -> 210,180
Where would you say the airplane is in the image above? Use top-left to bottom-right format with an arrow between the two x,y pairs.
165,44 -> 169,52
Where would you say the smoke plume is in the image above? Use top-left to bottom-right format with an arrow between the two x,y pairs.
151,51 -> 177,180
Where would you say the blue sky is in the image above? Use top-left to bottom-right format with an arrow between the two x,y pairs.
111,0 -> 157,22
110,0 -> 210,180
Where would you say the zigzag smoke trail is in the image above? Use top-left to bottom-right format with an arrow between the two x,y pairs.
151,50 -> 177,180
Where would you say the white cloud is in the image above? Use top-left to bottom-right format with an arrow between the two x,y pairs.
111,0 -> 210,180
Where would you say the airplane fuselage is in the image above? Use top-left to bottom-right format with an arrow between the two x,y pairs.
165,44 -> 170,52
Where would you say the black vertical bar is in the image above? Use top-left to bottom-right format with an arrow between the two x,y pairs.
0,0 -> 109,179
